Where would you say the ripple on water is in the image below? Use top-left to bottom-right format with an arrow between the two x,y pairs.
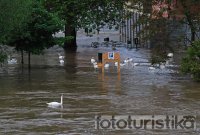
0,43 -> 200,134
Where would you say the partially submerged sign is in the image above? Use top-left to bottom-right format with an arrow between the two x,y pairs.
97,52 -> 120,73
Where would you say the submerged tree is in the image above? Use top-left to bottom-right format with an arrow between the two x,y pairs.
6,0 -> 63,67
0,0 -> 31,63
181,40 -> 200,81
44,0 -> 126,50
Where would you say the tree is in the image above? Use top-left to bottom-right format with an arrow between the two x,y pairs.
125,0 -> 200,64
129,0 -> 200,42
0,0 -> 31,63
6,0 -> 63,67
126,0 -> 200,81
0,0 -> 31,42
0,45 -> 7,64
181,40 -> 200,81
125,0 -> 172,63
168,0 -> 200,42
44,0 -> 125,50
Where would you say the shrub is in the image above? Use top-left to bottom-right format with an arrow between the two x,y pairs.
181,40 -> 200,81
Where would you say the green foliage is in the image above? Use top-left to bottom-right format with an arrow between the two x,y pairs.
127,0 -> 200,64
181,40 -> 200,81
0,0 -> 32,43
6,0 -> 64,55
44,0 -> 126,48
0,52 -> 7,63
0,0 -> 31,63
0,45 -> 12,63
45,0 -> 125,29
55,36 -> 74,47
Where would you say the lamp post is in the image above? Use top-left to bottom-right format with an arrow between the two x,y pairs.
134,37 -> 139,49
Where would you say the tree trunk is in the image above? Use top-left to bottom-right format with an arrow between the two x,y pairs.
64,24 -> 77,51
64,50 -> 77,74
181,1 -> 196,42
28,51 -> 31,69
191,31 -> 195,42
21,50 -> 24,64
188,17 -> 196,42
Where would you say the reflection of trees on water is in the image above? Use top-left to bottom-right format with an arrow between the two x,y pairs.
64,49 -> 77,75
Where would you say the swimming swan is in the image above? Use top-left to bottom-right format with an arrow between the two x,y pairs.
59,59 -> 64,65
47,94 -> 63,107
148,66 -> 156,70
93,63 -> 98,69
120,63 -> 126,67
104,63 -> 109,68
167,53 -> 173,58
8,58 -> 17,64
115,62 -> 118,66
58,53 -> 64,59
133,63 -> 139,66
7,55 -> 17,64
124,58 -> 133,63
91,57 -> 95,64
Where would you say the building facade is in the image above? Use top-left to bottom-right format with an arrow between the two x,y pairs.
120,0 -> 200,49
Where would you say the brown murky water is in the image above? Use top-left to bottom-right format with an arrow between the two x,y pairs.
0,35 -> 200,135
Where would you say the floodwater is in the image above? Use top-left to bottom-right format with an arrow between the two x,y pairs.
0,34 -> 200,135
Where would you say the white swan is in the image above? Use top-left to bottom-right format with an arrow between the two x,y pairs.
115,62 -> 118,66
128,58 -> 133,62
124,59 -> 129,63
7,55 -> 17,64
58,53 -> 64,59
124,58 -> 133,63
91,57 -> 95,64
167,53 -> 173,58
59,59 -> 64,65
47,94 -> 63,107
104,63 -> 109,68
120,63 -> 126,67
133,63 -> 139,66
148,66 -> 156,70
93,63 -> 98,69
8,58 -> 17,64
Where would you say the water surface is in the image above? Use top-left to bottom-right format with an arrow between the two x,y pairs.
0,37 -> 200,134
